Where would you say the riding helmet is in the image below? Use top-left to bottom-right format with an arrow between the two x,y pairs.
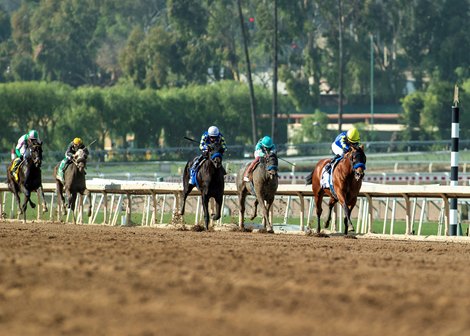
346,127 -> 360,143
28,129 -> 39,139
261,136 -> 273,149
73,137 -> 83,145
208,126 -> 219,137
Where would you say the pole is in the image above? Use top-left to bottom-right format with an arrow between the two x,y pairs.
449,85 -> 461,236
271,0 -> 278,141
370,34 -> 374,133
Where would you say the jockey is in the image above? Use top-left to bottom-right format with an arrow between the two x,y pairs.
326,127 -> 360,172
189,126 -> 227,184
11,130 -> 41,179
243,136 -> 276,182
56,137 -> 89,182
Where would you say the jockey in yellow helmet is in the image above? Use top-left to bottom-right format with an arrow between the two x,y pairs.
56,137 -> 89,183
326,127 -> 361,172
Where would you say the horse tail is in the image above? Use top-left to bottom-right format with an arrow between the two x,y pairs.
305,171 -> 312,185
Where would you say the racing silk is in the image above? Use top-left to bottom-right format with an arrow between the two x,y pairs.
199,131 -> 227,154
64,141 -> 88,161
254,139 -> 277,158
15,133 -> 42,157
331,131 -> 356,156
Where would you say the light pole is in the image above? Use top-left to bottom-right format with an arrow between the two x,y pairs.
370,34 -> 374,135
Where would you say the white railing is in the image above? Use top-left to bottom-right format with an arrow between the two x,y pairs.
1,180 -> 470,238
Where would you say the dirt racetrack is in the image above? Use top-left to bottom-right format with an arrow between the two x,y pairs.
1,221 -> 469,336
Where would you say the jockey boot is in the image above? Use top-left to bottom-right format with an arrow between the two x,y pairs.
243,158 -> 259,182
326,154 -> 340,173
189,155 -> 202,185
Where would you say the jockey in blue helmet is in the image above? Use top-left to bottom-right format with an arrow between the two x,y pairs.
189,126 -> 227,185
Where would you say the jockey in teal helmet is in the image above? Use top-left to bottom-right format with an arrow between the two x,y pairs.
243,136 -> 277,182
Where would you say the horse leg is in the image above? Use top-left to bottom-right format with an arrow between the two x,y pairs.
238,190 -> 248,230
201,194 -> 210,230
12,189 -> 23,215
84,189 -> 92,217
211,193 -> 223,221
37,186 -> 48,213
343,203 -> 356,235
264,197 -> 275,233
324,198 -> 337,229
314,192 -> 325,234
178,184 -> 194,216
68,192 -> 78,224
249,199 -> 258,221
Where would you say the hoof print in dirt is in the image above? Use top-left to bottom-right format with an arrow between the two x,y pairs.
191,224 -> 206,232
313,232 -> 330,238
257,228 -> 274,234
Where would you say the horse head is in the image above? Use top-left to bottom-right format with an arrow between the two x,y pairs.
73,148 -> 88,173
208,143 -> 223,169
348,145 -> 366,181
263,152 -> 278,179
26,143 -> 43,168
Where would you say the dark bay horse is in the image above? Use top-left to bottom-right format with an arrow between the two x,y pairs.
7,142 -> 48,222
236,152 -> 279,232
54,148 -> 91,223
179,144 -> 225,230
306,145 -> 366,236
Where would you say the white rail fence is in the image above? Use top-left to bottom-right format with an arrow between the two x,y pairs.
1,180 -> 470,237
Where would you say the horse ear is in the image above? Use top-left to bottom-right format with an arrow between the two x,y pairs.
360,144 -> 364,150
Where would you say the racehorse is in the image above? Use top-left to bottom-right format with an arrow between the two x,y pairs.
306,145 -> 366,236
6,142 -> 48,222
236,152 -> 279,232
179,143 -> 225,230
54,148 -> 91,223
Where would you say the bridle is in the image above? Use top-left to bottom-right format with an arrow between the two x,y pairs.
347,148 -> 366,181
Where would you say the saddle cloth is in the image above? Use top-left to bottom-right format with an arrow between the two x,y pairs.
320,156 -> 342,189
10,158 -> 21,182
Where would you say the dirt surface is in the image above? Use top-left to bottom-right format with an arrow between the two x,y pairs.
1,221 -> 469,336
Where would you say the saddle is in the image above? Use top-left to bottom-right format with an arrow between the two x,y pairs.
320,156 -> 342,190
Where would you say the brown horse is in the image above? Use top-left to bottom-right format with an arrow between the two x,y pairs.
236,152 -> 278,232
179,143 -> 225,230
54,148 -> 91,223
306,145 -> 366,236
6,142 -> 48,222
